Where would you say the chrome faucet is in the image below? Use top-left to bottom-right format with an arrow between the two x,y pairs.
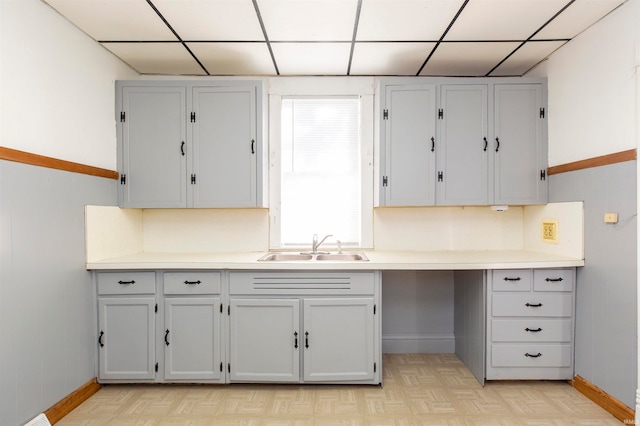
312,233 -> 333,254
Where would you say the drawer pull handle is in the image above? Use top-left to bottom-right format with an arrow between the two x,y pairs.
525,303 -> 543,308
305,331 -> 310,348
525,352 -> 542,358
165,329 -> 170,346
98,331 -> 104,347
525,327 -> 543,332
294,331 -> 298,349
503,277 -> 521,282
184,280 -> 201,285
118,280 -> 135,285
545,277 -> 563,282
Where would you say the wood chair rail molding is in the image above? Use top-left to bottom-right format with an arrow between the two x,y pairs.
548,149 -> 636,176
0,146 -> 118,180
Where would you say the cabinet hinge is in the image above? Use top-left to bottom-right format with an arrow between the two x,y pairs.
540,107 -> 545,119
383,109 -> 389,120
374,362 -> 377,373
119,174 -> 126,185
191,174 -> 196,184
438,171 -> 444,182
540,169 -> 546,181
228,363 -> 231,373
382,176 -> 388,187
438,109 -> 444,119
120,111 -> 126,122
155,303 -> 158,313
220,362 -> 223,372
155,362 -> 159,373
190,112 -> 196,122
228,305 -> 230,315
374,304 -> 376,315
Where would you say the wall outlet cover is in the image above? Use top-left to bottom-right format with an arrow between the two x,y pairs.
542,219 -> 559,244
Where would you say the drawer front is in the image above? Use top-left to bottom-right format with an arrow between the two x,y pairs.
492,294 -> 572,317
97,272 -> 156,295
230,272 -> 375,295
533,269 -> 574,292
491,319 -> 572,343
164,272 -> 221,295
491,344 -> 572,368
492,270 -> 531,292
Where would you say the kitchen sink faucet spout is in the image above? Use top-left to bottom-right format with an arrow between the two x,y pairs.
312,234 -> 333,254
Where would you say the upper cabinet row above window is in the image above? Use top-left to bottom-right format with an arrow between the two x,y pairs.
115,81 -> 264,208
377,78 -> 548,207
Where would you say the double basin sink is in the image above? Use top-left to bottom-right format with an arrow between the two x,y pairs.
258,252 -> 369,262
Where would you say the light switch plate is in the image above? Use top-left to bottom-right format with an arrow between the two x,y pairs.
542,219 -> 558,244
604,213 -> 618,223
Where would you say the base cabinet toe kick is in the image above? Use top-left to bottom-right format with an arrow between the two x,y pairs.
93,267 -> 576,384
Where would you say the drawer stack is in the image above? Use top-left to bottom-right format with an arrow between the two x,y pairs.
486,268 -> 575,380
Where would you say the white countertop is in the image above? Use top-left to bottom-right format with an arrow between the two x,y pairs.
86,250 -> 584,271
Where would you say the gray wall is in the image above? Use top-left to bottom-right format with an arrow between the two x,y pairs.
0,160 -> 116,425
549,160 -> 637,408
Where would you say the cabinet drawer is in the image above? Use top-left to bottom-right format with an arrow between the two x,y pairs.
97,272 -> 156,295
230,272 -> 375,295
492,270 -> 531,291
492,294 -> 572,317
533,269 -> 574,292
491,319 -> 572,343
491,344 -> 571,368
164,272 -> 221,295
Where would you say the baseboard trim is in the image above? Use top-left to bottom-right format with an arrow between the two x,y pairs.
548,149 -> 636,176
572,375 -> 635,423
44,378 -> 102,424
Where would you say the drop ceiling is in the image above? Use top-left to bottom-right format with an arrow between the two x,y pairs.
42,0 -> 625,77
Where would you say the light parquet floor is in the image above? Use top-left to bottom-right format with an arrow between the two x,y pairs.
57,354 -> 622,425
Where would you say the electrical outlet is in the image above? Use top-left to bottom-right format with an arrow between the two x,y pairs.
542,219 -> 558,244
604,213 -> 618,224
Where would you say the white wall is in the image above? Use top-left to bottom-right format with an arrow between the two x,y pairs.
1,0 -> 138,169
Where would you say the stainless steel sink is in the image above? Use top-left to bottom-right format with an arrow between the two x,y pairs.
258,252 -> 369,262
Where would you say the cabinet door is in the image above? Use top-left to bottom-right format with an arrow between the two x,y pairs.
493,84 -> 547,205
98,297 -> 156,381
191,86 -> 257,207
437,85 -> 489,205
383,85 -> 437,206
303,298 -> 375,382
164,298 -> 222,381
228,299 -> 300,382
120,86 -> 187,208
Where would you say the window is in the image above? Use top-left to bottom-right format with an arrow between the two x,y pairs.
269,88 -> 373,250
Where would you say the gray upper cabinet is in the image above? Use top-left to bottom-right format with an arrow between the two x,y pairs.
437,84 -> 489,206
378,78 -> 548,207
116,80 -> 263,208
493,84 -> 548,205
382,84 -> 437,206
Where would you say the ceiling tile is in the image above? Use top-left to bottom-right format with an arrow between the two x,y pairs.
350,42 -> 435,75
186,42 -> 275,75
420,42 -> 519,76
151,0 -> 265,41
445,0 -> 568,41
270,43 -> 352,75
102,43 -> 206,75
490,40 -> 567,76
357,0 -> 463,41
257,0 -> 359,41
533,0 -> 625,39
44,0 -> 176,41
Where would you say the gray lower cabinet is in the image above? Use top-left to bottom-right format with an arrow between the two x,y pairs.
97,271 -> 157,382
228,271 -> 381,384
486,268 -> 575,380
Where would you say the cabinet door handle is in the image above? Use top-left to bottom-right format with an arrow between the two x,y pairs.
184,280 -> 201,285
495,137 -> 500,152
294,331 -> 298,349
525,352 -> 542,358
525,303 -> 543,308
118,280 -> 135,285
165,329 -> 170,346
305,331 -> 309,348
503,277 -> 521,282
483,137 -> 488,151
545,277 -> 563,282
251,139 -> 255,154
98,331 -> 104,347
525,327 -> 543,332
431,137 -> 435,152
180,141 -> 185,156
